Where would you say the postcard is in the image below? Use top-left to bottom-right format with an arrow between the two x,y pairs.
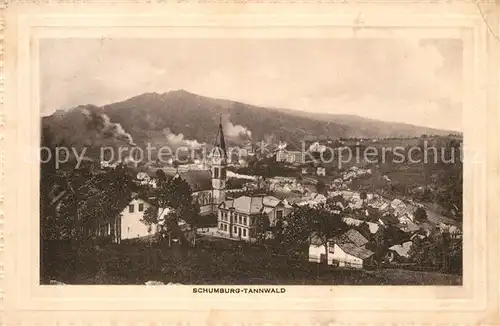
2,1 -> 499,325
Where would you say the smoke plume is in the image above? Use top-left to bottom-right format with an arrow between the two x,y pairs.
162,128 -> 205,149
82,108 -> 136,146
222,116 -> 252,143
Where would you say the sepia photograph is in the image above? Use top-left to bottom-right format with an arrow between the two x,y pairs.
39,38 -> 464,286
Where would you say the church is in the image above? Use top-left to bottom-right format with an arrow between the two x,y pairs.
175,118 -> 228,216
90,120 -> 231,243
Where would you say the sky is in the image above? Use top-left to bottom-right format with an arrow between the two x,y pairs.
40,38 -> 463,131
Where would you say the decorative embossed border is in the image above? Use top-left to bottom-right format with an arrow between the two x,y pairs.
1,1 -> 499,325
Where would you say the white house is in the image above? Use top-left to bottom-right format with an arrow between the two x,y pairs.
316,167 -> 326,176
120,196 -> 158,241
92,193 -> 195,244
91,193 -> 158,243
308,229 -> 374,269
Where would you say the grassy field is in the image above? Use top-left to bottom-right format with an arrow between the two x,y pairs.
41,238 -> 461,285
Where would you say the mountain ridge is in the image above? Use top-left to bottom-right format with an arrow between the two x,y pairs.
42,90 -> 458,150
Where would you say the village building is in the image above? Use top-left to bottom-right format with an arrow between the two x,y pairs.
217,195 -> 292,241
342,217 -> 380,234
316,166 -> 326,176
308,229 -> 375,269
136,171 -> 158,188
398,221 -> 420,233
92,192 -> 197,245
388,241 -> 413,262
276,149 -> 304,164
91,192 -> 157,243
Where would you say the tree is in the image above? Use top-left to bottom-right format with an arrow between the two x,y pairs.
356,222 -> 372,241
255,213 -> 271,244
142,175 -> 200,245
408,234 -> 442,270
42,164 -> 134,241
372,227 -> 387,265
360,191 -> 368,206
414,207 -> 428,223
315,179 -> 326,194
277,203 -> 348,264
155,169 -> 167,183
141,205 -> 159,226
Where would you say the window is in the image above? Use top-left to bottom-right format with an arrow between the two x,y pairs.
234,226 -> 237,233
243,229 -> 247,237
224,224 -> 227,231
220,168 -> 226,179
213,167 -> 219,179
138,203 -> 144,212
276,210 -> 283,219
128,204 -> 134,213
238,216 -> 242,224
220,223 -> 223,229
243,217 -> 247,225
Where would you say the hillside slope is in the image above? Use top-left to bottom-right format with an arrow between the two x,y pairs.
42,90 -> 454,150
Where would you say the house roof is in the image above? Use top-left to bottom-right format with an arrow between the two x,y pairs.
335,229 -> 369,247
221,195 -> 283,214
389,241 -> 413,258
263,196 -> 281,207
179,170 -> 212,192
398,221 -> 420,233
309,232 -> 324,246
336,242 -> 374,259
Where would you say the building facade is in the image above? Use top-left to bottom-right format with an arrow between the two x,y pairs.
276,150 -> 304,164
308,229 -> 375,269
92,194 -> 157,243
217,195 -> 291,242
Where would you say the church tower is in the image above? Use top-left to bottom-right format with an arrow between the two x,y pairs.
211,116 -> 227,205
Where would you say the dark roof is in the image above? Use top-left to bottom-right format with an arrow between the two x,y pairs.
330,229 -> 373,260
336,242 -> 374,259
179,170 -> 212,192
336,229 -> 369,247
381,214 -> 399,225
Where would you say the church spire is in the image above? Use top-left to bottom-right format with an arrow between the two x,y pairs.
214,113 -> 227,155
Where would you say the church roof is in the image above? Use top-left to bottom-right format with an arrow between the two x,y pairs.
179,170 -> 212,192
